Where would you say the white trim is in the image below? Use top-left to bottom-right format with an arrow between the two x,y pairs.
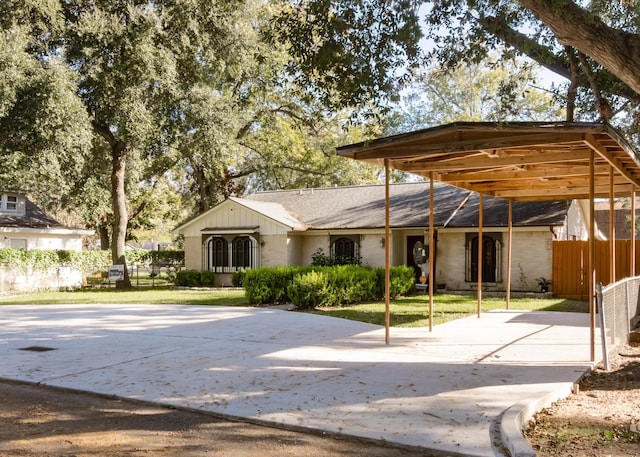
0,227 -> 94,236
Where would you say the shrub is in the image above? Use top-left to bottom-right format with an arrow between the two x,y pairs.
288,271 -> 331,309
244,266 -> 301,304
174,269 -> 214,287
199,270 -> 215,286
388,266 -> 416,297
243,264 -> 416,307
325,265 -> 377,305
231,269 -> 247,287
174,269 -> 201,287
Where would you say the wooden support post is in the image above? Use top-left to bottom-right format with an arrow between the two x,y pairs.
589,150 -> 596,362
609,167 -> 615,284
477,193 -> 483,318
429,173 -> 435,332
506,199 -> 513,309
632,186 -> 636,277
384,159 -> 391,345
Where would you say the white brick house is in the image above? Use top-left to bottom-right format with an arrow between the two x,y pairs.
174,182 -> 587,291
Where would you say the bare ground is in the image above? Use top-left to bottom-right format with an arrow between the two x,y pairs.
524,342 -> 640,456
1,344 -> 639,457
0,380 -> 435,457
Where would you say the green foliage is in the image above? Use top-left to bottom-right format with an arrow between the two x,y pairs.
174,269 -> 215,287
231,269 -> 247,287
0,248 -> 184,275
381,266 -> 416,297
288,271 -> 331,309
310,247 -> 362,266
243,266 -> 302,305
271,1 -> 422,108
244,264 -> 416,308
324,265 -> 377,305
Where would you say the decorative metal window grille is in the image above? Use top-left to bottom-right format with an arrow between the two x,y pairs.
204,235 -> 258,273
206,237 -> 228,273
232,236 -> 252,268
465,233 -> 502,282
331,236 -> 360,264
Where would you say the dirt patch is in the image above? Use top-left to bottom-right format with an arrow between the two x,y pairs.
524,342 -> 640,456
0,380 -> 436,457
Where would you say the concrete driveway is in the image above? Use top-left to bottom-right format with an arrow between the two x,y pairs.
0,304 -> 597,456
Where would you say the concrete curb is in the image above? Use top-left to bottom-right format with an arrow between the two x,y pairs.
500,383 -> 576,457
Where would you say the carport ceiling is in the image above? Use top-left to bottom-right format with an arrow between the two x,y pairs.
337,122 -> 640,201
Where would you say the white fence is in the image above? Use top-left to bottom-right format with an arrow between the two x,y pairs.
0,265 -> 84,295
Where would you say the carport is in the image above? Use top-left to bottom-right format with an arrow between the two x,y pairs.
337,121 -> 640,360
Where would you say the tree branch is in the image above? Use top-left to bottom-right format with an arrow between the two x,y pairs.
479,11 -> 640,104
517,0 -> 640,97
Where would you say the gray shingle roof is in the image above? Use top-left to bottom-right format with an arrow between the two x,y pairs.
0,199 -> 66,229
245,181 -> 570,229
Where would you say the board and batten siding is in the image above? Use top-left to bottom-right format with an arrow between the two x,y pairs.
178,199 -> 293,271
179,200 -> 292,238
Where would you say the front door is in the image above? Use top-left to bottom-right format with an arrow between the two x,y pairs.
407,235 -> 425,283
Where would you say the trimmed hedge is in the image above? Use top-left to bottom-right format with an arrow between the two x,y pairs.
0,248 -> 184,274
244,265 -> 416,307
174,269 -> 215,287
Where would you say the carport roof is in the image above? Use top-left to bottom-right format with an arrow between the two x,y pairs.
336,122 -> 640,201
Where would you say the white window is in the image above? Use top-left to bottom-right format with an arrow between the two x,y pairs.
1,194 -> 19,212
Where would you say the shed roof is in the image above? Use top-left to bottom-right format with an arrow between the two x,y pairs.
337,122 -> 640,201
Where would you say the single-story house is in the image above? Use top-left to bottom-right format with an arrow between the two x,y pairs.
0,190 -> 93,251
173,181 -> 590,291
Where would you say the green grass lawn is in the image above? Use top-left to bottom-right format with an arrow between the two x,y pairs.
0,287 -> 248,306
0,287 -> 587,327
310,294 -> 588,327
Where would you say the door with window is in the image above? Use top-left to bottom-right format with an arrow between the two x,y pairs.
466,233 -> 502,283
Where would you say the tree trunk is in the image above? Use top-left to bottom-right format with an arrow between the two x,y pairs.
518,0 -> 640,97
98,224 -> 110,250
111,144 -> 131,289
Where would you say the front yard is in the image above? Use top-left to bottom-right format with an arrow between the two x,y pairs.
0,287 -> 586,327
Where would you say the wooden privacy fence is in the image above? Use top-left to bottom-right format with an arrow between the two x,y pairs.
552,240 -> 640,299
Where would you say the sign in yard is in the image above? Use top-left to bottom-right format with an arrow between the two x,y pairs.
108,265 -> 125,281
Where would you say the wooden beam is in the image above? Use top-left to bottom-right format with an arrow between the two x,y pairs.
585,135 -> 640,187
437,164 -> 611,182
338,132 -> 584,160
459,175 -> 628,193
398,149 -> 590,173
491,184 -> 634,199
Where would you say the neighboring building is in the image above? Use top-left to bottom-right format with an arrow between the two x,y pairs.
174,182 -> 588,292
594,199 -> 640,240
0,190 -> 93,251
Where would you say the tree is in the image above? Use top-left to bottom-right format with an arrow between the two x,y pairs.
1,0 -> 262,287
386,58 -> 563,134
425,0 -> 640,127
0,25 -> 93,209
271,0 -> 423,109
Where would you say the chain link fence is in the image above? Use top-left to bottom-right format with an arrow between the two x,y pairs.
596,276 -> 640,370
